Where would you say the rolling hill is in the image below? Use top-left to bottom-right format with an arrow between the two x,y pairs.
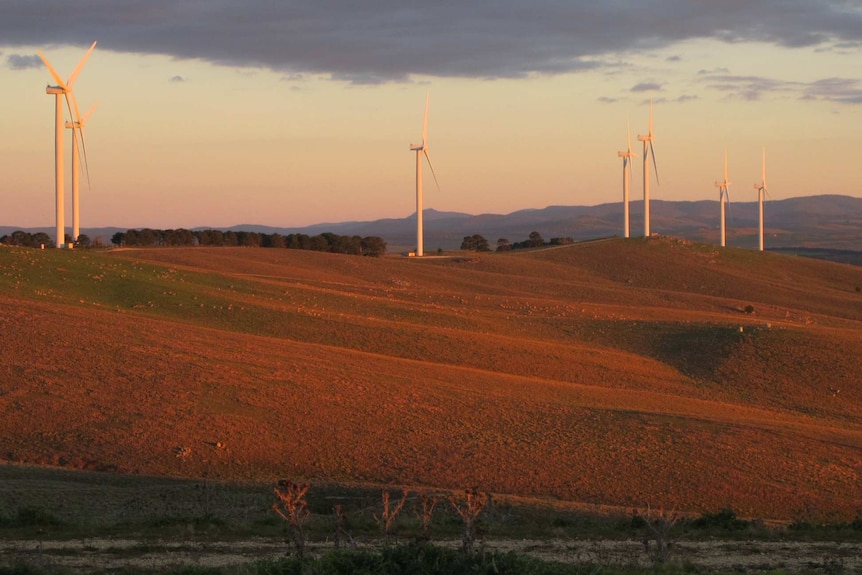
1,237 -> 861,522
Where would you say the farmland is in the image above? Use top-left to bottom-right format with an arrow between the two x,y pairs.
1,236 -> 861,526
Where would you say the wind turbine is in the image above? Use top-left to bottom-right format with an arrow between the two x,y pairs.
715,149 -> 732,247
408,93 -> 439,257
617,119 -> 637,238
66,99 -> 98,242
754,147 -> 768,252
37,41 -> 97,248
637,98 -> 660,237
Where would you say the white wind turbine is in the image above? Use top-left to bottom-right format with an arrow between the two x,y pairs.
715,149 -> 732,247
408,93 -> 439,257
754,147 -> 768,252
617,119 -> 637,238
66,99 -> 98,243
37,41 -> 97,248
637,98 -> 660,237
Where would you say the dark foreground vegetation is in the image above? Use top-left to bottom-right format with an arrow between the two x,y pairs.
1,467 -> 860,574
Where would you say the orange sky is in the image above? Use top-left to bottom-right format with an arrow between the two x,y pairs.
2,4 -> 861,229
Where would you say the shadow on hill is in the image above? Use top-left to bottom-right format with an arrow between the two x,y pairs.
578,320 -> 749,383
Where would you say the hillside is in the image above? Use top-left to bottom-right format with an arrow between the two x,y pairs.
1,237 -> 861,522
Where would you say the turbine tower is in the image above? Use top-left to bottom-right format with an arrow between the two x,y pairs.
66,100 -> 97,242
408,93 -> 439,257
754,147 -> 768,252
38,41 -> 97,248
617,119 -> 637,238
715,149 -> 732,247
637,98 -> 660,237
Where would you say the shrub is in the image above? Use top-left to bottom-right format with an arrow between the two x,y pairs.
744,305 -> 755,314
691,508 -> 750,531
272,480 -> 310,558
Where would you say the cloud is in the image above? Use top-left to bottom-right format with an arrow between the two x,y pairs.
631,82 -> 662,92
0,1 -> 860,83
803,77 -> 862,104
697,67 -> 730,75
7,53 -> 42,70
702,74 -> 862,104
169,75 -> 186,82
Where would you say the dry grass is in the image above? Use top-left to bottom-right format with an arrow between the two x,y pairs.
1,237 -> 861,522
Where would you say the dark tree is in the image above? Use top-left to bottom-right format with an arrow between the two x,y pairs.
496,238 -> 511,252
111,231 -> 126,246
9,231 -> 34,247
361,236 -> 387,257
76,234 -> 92,248
460,234 -> 490,252
32,232 -> 51,248
528,231 -> 544,247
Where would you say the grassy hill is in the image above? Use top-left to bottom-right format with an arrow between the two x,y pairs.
1,237 -> 860,522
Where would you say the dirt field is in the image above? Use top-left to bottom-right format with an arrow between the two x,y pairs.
1,238 -> 861,523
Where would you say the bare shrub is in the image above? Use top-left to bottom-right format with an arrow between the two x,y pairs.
449,487 -> 488,553
272,480 -> 310,558
636,504 -> 679,565
373,488 -> 409,537
412,491 -> 439,540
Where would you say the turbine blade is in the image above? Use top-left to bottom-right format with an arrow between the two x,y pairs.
650,141 -> 660,186
68,90 -> 91,187
422,92 -> 429,147
626,117 -> 633,154
424,149 -> 440,192
83,100 -> 99,123
37,51 -> 67,89
724,148 -> 728,181
762,146 -> 767,185
78,125 -> 92,189
67,41 -> 97,87
63,92 -> 75,128
70,89 -> 85,127
648,97 -> 654,137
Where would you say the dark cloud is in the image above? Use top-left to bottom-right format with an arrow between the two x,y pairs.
597,96 -> 618,103
631,82 -> 662,92
169,75 -> 186,82
803,77 -> 862,104
7,53 -> 42,70
0,1 -> 860,83
702,74 -> 862,104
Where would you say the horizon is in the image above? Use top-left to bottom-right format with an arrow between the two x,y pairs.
2,3 -> 862,230
2,192 -> 857,235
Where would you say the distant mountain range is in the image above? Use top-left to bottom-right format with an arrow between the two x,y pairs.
4,194 -> 861,253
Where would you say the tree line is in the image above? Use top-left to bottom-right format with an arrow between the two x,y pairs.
1,229 -> 387,257
112,229 -> 387,256
461,231 -> 574,252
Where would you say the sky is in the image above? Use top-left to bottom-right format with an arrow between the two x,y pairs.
2,1 -> 862,229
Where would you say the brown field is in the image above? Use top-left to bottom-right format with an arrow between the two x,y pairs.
1,236 -> 861,522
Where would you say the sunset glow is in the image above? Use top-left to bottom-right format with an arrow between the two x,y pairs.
2,3 -> 861,230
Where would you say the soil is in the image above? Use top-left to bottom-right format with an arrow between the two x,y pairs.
1,239 -> 861,523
